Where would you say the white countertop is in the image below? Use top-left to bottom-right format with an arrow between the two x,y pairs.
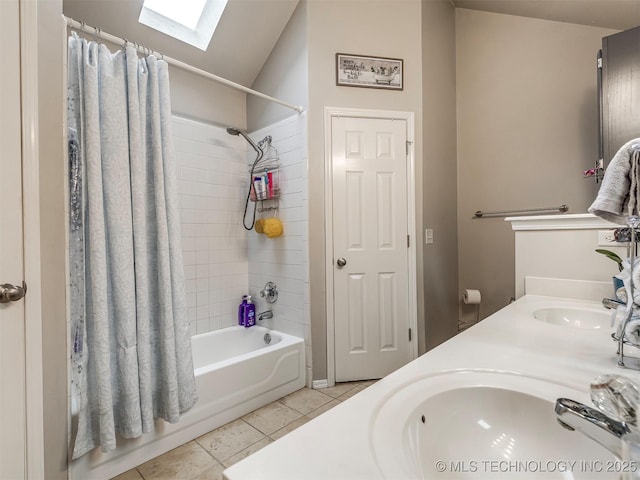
224,295 -> 640,480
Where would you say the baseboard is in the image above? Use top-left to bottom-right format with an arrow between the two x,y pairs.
312,379 -> 329,389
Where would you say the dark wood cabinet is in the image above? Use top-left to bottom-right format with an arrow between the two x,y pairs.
600,26 -> 640,167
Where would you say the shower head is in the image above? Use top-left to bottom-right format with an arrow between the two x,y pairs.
226,127 -> 260,155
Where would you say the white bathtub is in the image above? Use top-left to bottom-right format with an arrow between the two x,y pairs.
70,325 -> 305,480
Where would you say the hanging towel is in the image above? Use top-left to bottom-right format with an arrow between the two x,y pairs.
588,138 -> 640,224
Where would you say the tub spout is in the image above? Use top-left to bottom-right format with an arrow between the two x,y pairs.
555,398 -> 631,458
258,310 -> 273,322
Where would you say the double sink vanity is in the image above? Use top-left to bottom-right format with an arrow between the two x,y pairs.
225,283 -> 640,479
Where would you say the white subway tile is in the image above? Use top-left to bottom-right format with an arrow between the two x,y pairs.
176,115 -> 307,338
184,265 -> 196,280
196,306 -> 209,320
197,291 -> 209,307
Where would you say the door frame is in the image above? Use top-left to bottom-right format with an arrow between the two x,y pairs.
20,0 -> 45,476
324,107 -> 417,387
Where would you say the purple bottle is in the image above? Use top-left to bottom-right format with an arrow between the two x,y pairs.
244,295 -> 256,328
238,295 -> 248,326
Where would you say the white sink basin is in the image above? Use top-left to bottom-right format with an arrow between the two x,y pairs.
533,307 -> 611,330
371,371 -> 616,479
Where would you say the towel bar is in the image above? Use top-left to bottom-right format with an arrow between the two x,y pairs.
474,204 -> 569,218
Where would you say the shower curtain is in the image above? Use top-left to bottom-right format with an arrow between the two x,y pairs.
67,33 -> 197,459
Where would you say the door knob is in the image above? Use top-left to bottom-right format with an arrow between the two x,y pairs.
0,281 -> 27,304
336,257 -> 347,267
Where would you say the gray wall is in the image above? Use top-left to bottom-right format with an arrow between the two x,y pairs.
35,5 -> 628,478
169,68 -> 247,129
306,0 -> 425,379
247,1 -> 308,132
455,9 -> 617,327
63,0 -> 248,130
422,0 -> 459,349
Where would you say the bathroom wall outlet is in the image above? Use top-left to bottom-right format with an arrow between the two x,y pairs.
425,229 -> 433,245
598,229 -> 618,247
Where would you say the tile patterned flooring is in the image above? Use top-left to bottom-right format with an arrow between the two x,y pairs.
112,381 -> 376,480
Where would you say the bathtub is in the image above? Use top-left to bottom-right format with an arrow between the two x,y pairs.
70,325 -> 305,480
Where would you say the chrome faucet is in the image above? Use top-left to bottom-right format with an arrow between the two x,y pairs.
603,297 -> 626,310
260,281 -> 278,304
554,374 -> 640,459
555,398 -> 632,458
257,310 -> 273,322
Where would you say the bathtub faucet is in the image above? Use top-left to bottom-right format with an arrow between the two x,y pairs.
260,282 -> 278,304
258,310 -> 273,322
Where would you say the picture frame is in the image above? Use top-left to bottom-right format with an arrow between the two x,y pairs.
336,53 -> 403,91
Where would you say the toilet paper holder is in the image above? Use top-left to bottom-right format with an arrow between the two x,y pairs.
463,289 -> 482,305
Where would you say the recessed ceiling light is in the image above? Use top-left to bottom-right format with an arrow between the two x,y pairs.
139,0 -> 229,51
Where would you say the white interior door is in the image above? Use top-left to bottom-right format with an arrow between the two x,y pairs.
331,115 -> 411,382
0,0 -> 27,476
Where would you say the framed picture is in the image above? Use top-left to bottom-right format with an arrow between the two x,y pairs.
336,53 -> 403,90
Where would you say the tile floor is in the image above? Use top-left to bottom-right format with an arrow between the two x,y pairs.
112,381 -> 376,480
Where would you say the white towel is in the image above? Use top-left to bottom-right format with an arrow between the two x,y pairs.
625,315 -> 640,345
612,258 -> 640,342
589,138 -> 640,224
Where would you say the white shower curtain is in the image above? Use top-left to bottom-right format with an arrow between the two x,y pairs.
67,33 -> 197,459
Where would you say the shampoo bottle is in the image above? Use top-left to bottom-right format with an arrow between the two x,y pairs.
244,295 -> 256,328
238,295 -> 248,326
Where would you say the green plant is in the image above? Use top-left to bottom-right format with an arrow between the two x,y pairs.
595,248 -> 624,272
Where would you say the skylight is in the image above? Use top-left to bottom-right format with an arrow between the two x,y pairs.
144,0 -> 208,30
139,0 -> 229,51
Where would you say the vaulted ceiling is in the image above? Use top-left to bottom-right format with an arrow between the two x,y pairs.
63,0 -> 300,87
454,0 -> 640,31
63,0 -> 639,90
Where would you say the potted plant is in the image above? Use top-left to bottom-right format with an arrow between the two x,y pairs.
596,248 -> 624,272
596,248 -> 625,296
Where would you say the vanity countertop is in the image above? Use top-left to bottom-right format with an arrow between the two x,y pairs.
223,294 -> 640,480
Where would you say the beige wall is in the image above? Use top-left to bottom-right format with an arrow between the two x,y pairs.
455,9 -> 617,328
169,68 -> 247,129
35,3 -> 629,476
63,0 -> 248,130
307,0 -> 424,379
422,0 -> 458,349
247,1 -> 308,132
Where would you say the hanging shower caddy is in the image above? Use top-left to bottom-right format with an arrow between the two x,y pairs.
250,136 -> 281,212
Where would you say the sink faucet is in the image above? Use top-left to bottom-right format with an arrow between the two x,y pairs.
603,297 -> 626,310
555,374 -> 640,459
555,398 -> 632,458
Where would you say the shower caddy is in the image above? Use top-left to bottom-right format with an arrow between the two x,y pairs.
250,136 -> 281,213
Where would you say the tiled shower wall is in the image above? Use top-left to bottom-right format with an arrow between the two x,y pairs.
173,116 -> 249,336
173,114 -> 311,384
247,114 -> 311,384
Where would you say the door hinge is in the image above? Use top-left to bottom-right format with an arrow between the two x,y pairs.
408,328 -> 412,342
406,140 -> 413,155
597,57 -> 602,69
407,235 -> 410,248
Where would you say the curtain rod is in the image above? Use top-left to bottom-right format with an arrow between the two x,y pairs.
63,15 -> 305,114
